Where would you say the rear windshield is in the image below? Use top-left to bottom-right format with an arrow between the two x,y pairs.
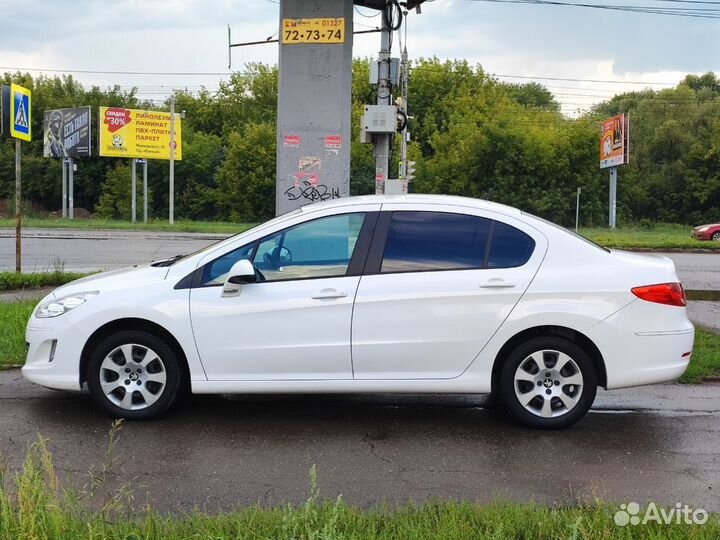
522,212 -> 610,253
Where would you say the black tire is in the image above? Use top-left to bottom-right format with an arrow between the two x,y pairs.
86,330 -> 183,420
712,232 -> 720,242
499,337 -> 597,429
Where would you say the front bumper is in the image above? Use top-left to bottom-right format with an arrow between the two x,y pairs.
22,315 -> 86,391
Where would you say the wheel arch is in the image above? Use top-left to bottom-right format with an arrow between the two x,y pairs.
490,325 -> 607,393
80,318 -> 191,391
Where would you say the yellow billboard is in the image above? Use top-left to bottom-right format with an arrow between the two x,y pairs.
99,107 -> 182,160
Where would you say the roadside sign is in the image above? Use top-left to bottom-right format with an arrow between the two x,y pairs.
43,107 -> 91,157
1,84 -> 32,141
600,114 -> 628,169
98,106 -> 182,160
282,18 -> 345,44
10,84 -> 31,141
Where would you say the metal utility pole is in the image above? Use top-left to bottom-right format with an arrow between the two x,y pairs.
68,157 -> 74,219
609,167 -> 617,229
575,187 -> 581,232
62,159 -> 67,218
374,12 -> 392,194
143,160 -> 148,224
15,140 -> 21,273
169,93 -> 176,225
131,159 -> 137,223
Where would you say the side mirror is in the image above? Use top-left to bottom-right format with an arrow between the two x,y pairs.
222,259 -> 256,297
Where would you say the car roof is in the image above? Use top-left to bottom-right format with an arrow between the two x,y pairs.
301,194 -> 522,215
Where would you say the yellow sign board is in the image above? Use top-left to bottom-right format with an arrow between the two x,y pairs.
282,18 -> 345,44
98,106 -> 182,160
10,84 -> 32,142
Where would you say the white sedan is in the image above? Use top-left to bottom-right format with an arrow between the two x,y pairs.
23,195 -> 694,429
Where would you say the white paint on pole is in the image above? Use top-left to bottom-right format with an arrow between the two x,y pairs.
169,94 -> 175,225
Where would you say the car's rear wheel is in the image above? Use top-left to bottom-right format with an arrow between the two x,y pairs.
712,231 -> 720,241
86,330 -> 182,419
499,337 -> 597,429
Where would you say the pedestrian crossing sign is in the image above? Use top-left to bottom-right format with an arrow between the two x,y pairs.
10,84 -> 31,141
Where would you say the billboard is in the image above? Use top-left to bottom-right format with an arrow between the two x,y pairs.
600,113 -> 628,169
43,107 -> 91,157
98,107 -> 182,160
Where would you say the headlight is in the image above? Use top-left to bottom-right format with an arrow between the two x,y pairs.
35,291 -> 99,318
697,226 -> 709,232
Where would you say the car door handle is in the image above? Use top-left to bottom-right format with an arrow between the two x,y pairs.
479,279 -> 516,289
311,288 -> 347,299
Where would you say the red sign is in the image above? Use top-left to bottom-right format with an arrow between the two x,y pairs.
324,135 -> 342,149
103,108 -> 131,133
284,134 -> 301,148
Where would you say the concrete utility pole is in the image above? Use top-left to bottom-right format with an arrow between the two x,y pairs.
609,167 -> 617,229
62,159 -> 67,218
169,93 -> 176,224
275,0 -> 353,216
68,157 -> 74,219
374,13 -> 392,194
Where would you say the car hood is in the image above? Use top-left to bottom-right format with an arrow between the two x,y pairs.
694,224 -> 720,229
48,265 -> 170,299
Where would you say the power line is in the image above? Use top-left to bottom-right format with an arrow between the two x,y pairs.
469,0 -> 720,18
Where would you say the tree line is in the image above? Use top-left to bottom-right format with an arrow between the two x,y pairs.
1,62 -> 718,226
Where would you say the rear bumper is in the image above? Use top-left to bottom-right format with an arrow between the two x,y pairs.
587,300 -> 694,390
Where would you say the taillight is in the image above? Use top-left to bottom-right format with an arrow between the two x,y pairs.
631,282 -> 686,307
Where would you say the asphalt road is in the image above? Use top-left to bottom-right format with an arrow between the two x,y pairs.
0,228 -> 718,290
0,370 -> 718,513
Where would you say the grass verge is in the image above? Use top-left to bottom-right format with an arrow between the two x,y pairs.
2,299 -> 719,381
0,436 -> 717,540
0,271 -> 86,292
681,328 -> 720,383
1,219 -> 716,250
0,217 -> 255,235
580,224 -> 719,251
0,300 -> 35,368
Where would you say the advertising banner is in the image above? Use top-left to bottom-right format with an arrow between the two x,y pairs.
43,107 -> 91,157
600,114 -> 628,169
98,107 -> 182,160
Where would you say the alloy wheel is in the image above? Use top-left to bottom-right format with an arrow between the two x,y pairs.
513,349 -> 584,418
99,344 -> 167,411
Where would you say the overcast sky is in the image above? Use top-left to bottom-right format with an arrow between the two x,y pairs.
2,0 -> 716,115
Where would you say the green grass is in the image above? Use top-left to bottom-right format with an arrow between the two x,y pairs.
0,438 -> 717,540
581,223 -> 718,251
681,328 -> 720,383
0,217 -> 254,235
0,218 -> 716,249
0,271 -> 86,292
0,300 -> 35,368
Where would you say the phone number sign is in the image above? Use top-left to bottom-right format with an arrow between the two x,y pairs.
282,18 -> 345,44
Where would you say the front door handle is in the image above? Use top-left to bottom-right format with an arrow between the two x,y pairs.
479,279 -> 516,289
312,288 -> 347,299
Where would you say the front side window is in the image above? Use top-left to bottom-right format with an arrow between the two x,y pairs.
381,212 -> 492,273
253,213 -> 366,281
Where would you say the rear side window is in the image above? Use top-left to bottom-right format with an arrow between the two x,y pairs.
487,221 -> 536,268
381,212 -> 492,272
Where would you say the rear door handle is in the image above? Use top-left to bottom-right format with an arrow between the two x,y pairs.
312,288 -> 347,299
479,279 -> 516,289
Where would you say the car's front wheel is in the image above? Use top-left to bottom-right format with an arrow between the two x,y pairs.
86,330 -> 183,419
499,337 -> 597,429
